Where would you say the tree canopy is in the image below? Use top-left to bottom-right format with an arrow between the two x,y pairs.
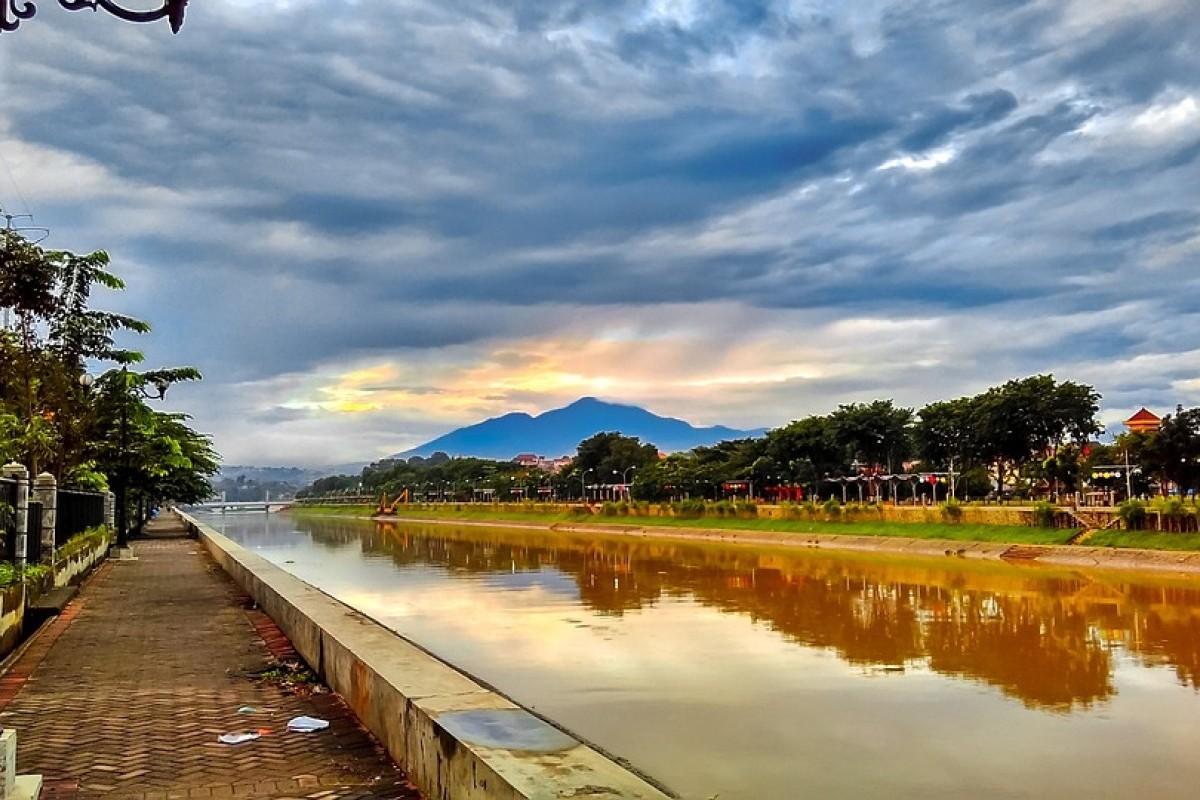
0,230 -> 217,515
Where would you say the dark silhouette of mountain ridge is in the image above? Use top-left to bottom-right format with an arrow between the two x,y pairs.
390,397 -> 764,460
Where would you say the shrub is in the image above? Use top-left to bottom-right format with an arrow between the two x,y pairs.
56,526 -> 112,560
712,500 -> 735,518
1153,497 -> 1197,532
779,501 -> 803,520
941,499 -> 963,523
736,501 -> 758,518
822,498 -> 842,520
600,502 -> 619,517
1117,499 -> 1147,530
672,499 -> 705,519
1032,501 -> 1057,528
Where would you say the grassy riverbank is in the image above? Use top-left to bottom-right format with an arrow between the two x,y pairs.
292,502 -> 1079,545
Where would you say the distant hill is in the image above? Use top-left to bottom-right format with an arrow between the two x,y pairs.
389,397 -> 765,461
216,465 -> 326,485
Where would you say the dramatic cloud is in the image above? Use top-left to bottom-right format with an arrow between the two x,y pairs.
2,0 -> 1198,466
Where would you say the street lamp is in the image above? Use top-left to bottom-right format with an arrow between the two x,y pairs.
2,0 -> 188,34
581,468 -> 594,504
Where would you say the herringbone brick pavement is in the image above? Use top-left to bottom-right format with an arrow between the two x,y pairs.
0,536 -> 423,800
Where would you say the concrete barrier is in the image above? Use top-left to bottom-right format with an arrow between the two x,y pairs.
182,513 -> 673,800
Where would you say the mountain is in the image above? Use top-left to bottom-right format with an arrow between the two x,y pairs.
389,397 -> 765,461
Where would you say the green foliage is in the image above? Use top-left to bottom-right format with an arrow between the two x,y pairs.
0,231 -> 216,513
822,497 -> 842,519
671,499 -> 706,519
1117,499 -> 1147,530
1157,497 -> 1189,517
830,400 -> 913,472
56,526 -> 112,560
1032,501 -> 1058,528
1143,407 -> 1200,497
1148,497 -> 1198,533
941,499 -> 963,522
0,561 -> 51,588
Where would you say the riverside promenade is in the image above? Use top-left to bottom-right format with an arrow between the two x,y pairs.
0,512 -> 423,800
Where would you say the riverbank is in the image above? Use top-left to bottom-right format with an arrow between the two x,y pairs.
292,504 -> 1200,577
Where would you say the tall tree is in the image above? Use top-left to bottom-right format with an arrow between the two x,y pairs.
914,397 -> 977,470
971,375 -> 1101,493
1143,406 -> 1200,496
573,432 -> 660,491
764,415 -> 842,488
830,400 -> 913,472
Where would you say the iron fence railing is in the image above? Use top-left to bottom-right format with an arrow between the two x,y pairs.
26,500 -> 42,563
56,490 -> 106,549
0,478 -> 15,561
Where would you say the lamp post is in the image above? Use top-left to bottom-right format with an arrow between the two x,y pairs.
581,468 -> 594,504
622,466 -> 636,500
2,0 -> 188,34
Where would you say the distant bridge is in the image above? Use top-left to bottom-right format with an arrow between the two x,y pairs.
187,500 -> 292,513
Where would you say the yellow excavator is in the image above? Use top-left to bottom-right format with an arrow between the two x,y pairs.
377,488 -> 410,515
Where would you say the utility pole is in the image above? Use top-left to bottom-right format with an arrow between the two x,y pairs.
0,206 -> 50,330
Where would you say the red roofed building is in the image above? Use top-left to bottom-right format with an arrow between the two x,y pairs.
1123,408 -> 1161,434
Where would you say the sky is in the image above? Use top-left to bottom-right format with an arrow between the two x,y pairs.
2,0 -> 1199,467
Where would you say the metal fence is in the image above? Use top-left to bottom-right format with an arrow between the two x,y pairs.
0,478 -> 15,562
26,500 -> 42,564
56,490 -> 106,549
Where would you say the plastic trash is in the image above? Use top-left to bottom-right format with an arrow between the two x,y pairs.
287,715 -> 330,733
236,706 -> 257,714
218,732 -> 260,745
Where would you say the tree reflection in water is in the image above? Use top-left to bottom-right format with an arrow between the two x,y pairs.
292,517 -> 1200,711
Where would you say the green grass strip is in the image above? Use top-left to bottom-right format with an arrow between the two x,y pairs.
293,503 -> 1077,545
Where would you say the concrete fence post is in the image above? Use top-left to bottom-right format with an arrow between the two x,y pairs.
33,472 -> 57,561
1,463 -> 30,569
104,492 -> 115,529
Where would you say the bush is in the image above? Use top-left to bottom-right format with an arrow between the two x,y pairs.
736,501 -> 758,518
1153,497 -> 1197,532
779,501 -> 803,520
1117,499 -> 1147,530
822,498 -> 842,520
600,502 -> 619,517
56,525 -> 112,560
712,500 -> 735,518
1032,500 -> 1057,528
672,499 -> 705,519
941,500 -> 963,523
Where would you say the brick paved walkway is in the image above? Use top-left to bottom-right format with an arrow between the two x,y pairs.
0,534 -> 423,800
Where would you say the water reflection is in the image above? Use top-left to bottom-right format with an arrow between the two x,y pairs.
210,513 -> 1200,798
286,516 -> 1200,712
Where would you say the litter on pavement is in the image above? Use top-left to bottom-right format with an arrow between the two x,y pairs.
218,732 -> 261,745
287,715 -> 330,733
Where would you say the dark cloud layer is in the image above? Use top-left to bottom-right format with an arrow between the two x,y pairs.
2,0 -> 1200,462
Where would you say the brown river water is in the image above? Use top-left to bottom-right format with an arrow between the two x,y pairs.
208,512 -> 1200,799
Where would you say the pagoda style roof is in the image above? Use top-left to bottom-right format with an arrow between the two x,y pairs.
1124,407 -> 1162,432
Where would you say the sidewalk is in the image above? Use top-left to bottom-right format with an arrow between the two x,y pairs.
0,519 -> 423,800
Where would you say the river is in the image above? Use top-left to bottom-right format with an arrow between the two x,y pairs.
202,511 -> 1200,799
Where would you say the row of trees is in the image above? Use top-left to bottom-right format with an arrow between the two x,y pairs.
649,381 -> 1197,502
0,229 -> 217,532
307,375 -> 1200,505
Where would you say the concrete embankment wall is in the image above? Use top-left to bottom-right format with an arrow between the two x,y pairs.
182,513 -> 673,800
